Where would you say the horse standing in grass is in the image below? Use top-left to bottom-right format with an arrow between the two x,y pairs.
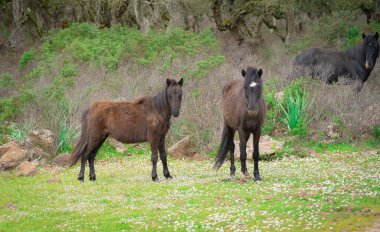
294,32 -> 379,90
214,67 -> 266,181
70,78 -> 184,182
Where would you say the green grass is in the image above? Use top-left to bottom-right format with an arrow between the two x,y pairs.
1,151 -> 380,231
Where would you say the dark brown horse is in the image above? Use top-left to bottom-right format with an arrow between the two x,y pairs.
70,78 -> 184,182
214,67 -> 266,181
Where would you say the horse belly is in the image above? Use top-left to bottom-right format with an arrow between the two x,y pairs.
107,115 -> 148,144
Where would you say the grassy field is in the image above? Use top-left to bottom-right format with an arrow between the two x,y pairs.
1,149 -> 380,231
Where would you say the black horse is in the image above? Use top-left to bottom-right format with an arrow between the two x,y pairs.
294,32 -> 379,90
214,67 -> 266,182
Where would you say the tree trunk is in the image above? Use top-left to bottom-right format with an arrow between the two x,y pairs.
133,0 -> 150,33
166,0 -> 185,31
8,0 -> 28,49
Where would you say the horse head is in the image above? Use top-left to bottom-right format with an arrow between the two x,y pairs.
166,78 -> 183,117
241,67 -> 263,117
362,32 -> 379,70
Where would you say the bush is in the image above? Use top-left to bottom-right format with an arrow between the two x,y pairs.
57,121 -> 80,153
0,72 -> 14,88
279,79 -> 308,136
19,49 -> 35,70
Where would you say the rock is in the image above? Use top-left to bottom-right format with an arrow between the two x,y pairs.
168,136 -> 200,160
0,142 -> 19,159
29,129 -> 55,154
274,91 -> 284,102
108,138 -> 128,154
0,146 -> 31,170
53,153 -> 72,167
29,147 -> 52,162
16,161 -> 37,176
234,135 -> 284,160
48,177 -> 61,183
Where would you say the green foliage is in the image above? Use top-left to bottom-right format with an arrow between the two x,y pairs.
262,78 -> 282,135
25,66 -> 43,80
279,79 -> 308,136
189,55 -> 225,78
57,121 -> 80,153
96,143 -> 124,160
286,36 -> 312,54
374,126 -> 380,140
343,26 -> 361,49
279,92 -> 308,136
41,23 -> 219,71
19,49 -> 35,70
8,123 -> 26,142
0,72 -> 15,88
0,97 -> 17,121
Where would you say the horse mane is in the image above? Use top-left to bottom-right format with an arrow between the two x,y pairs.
344,42 -> 365,66
151,86 -> 170,115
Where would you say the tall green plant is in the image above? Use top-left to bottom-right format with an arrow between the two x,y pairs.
57,121 -> 80,153
278,91 -> 308,136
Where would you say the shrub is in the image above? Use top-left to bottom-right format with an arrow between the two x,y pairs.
0,72 -> 15,88
57,121 -> 80,153
19,49 -> 35,70
342,26 -> 361,49
279,92 -> 308,136
279,79 -> 308,136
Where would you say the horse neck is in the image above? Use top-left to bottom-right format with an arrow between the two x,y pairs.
152,88 -> 171,119
344,43 -> 365,67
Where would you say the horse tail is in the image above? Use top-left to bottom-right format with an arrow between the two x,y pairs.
214,123 -> 233,170
69,109 -> 89,167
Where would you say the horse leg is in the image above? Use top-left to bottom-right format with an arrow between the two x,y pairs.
150,139 -> 160,182
238,129 -> 250,179
253,128 -> 262,181
229,137 -> 236,177
158,137 -> 172,179
77,154 -> 87,182
88,135 -> 108,181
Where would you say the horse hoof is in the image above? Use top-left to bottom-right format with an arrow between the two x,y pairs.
78,177 -> 84,183
230,172 -> 235,177
89,176 -> 96,181
254,175 -> 261,181
165,175 -> 173,179
152,176 -> 159,182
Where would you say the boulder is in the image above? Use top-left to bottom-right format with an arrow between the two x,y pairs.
29,147 -> 52,162
0,142 -> 19,159
29,129 -> 55,154
53,153 -> 72,167
169,136 -> 205,160
0,146 -> 30,170
234,135 -> 284,160
16,161 -> 37,176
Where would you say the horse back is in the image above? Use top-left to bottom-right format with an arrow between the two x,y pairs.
222,79 -> 245,130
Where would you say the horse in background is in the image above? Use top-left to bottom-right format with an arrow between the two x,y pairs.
294,32 -> 379,91
214,67 -> 266,182
70,78 -> 184,182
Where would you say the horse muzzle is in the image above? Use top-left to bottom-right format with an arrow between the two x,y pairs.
365,62 -> 373,70
247,109 -> 258,117
172,110 -> 180,117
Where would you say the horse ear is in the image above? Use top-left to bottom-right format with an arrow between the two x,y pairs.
178,78 -> 184,87
166,78 -> 172,86
258,68 -> 263,77
375,32 -> 379,40
362,33 -> 366,39
241,69 -> 246,77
